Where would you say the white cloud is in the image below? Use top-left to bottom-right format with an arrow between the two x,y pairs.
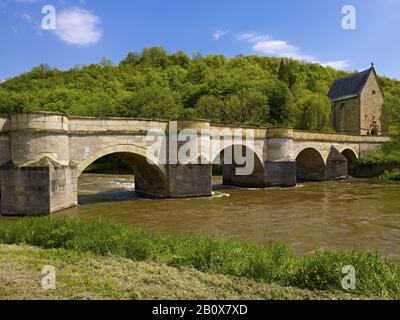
321,60 -> 350,69
53,8 -> 102,46
213,29 -> 229,41
237,32 -> 258,41
237,32 -> 349,70
21,13 -> 32,22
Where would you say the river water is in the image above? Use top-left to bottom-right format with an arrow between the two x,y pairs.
54,174 -> 400,261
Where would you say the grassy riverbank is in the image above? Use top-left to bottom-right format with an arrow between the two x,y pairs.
380,169 -> 400,181
0,217 -> 399,300
0,244 -> 367,300
356,135 -> 400,180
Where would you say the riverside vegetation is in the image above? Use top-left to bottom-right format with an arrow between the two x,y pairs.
0,217 -> 399,300
357,135 -> 400,180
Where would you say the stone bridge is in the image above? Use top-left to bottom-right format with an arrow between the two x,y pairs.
0,112 -> 390,215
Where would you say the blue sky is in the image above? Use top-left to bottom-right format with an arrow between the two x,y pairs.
1,0 -> 400,81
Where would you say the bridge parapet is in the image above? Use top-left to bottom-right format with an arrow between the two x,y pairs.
7,112 -> 70,167
9,112 -> 68,132
293,130 -> 391,143
293,130 -> 390,158
69,116 -> 169,134
210,124 -> 267,140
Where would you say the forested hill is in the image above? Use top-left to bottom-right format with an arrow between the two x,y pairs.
1,47 -> 399,131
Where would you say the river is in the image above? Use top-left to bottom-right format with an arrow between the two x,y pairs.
53,174 -> 400,261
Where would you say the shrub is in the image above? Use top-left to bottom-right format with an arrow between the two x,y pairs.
380,169 -> 400,181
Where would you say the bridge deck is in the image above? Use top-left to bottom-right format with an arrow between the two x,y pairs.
0,114 -> 391,145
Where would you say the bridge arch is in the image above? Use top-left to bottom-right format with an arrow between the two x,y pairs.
211,140 -> 263,166
212,144 -> 265,187
341,148 -> 358,176
296,148 -> 326,181
76,144 -> 168,198
77,144 -> 163,176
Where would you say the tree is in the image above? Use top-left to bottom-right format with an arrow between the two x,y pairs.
141,47 -> 170,68
100,57 -> 114,68
195,95 -> 224,123
120,86 -> 181,119
278,59 -> 297,89
266,81 -> 292,125
295,94 -> 331,131
192,51 -> 202,60
171,50 -> 190,68
1,48 -> 399,135
121,52 -> 141,66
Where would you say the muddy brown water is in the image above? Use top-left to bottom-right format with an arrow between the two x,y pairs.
48,174 -> 400,261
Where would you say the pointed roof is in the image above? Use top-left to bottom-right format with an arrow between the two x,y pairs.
328,67 -> 375,102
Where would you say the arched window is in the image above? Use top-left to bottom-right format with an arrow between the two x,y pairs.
371,127 -> 379,136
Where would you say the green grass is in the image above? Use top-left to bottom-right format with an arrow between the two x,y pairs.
380,168 -> 400,181
0,217 -> 399,299
0,244 -> 367,300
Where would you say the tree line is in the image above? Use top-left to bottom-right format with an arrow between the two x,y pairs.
1,46 -> 399,132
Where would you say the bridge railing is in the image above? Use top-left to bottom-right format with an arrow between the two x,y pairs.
0,112 -> 393,144
68,116 -> 169,133
293,130 -> 391,143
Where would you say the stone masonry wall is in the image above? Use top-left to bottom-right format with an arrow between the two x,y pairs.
360,72 -> 385,135
1,165 -> 51,215
69,117 -> 168,133
332,97 -> 360,135
0,116 -> 10,166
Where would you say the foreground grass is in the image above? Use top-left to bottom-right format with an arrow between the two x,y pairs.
0,217 -> 399,299
0,244 -> 366,300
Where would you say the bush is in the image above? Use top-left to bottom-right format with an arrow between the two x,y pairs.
358,136 -> 400,166
380,169 -> 400,181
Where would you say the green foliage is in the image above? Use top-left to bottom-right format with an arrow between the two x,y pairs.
380,77 -> 400,132
1,47 -> 400,130
380,169 -> 400,181
359,150 -> 400,166
99,57 -> 114,68
278,59 -> 297,89
294,94 -> 332,131
358,135 -> 400,166
85,155 -> 133,174
0,217 -> 399,299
